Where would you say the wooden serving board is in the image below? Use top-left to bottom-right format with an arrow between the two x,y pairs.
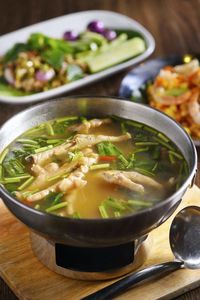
0,186 -> 200,300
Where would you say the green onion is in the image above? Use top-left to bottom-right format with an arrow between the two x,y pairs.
73,212 -> 81,219
17,176 -> 35,191
125,120 -> 143,128
0,148 -> 9,164
152,146 -> 160,159
153,136 -> 174,151
169,152 -> 175,164
143,126 -> 157,134
0,165 -> 3,180
168,150 -> 183,160
114,211 -> 121,217
128,199 -> 152,207
21,189 -> 38,197
52,192 -> 63,205
157,133 -> 169,142
99,205 -> 109,218
11,160 -> 25,174
46,201 -> 68,213
46,139 -> 65,144
90,163 -> 110,170
120,122 -> 127,134
134,167 -> 154,177
118,155 -> 129,167
97,142 -> 122,157
134,147 -> 149,154
24,124 -> 45,136
135,142 -> 158,146
34,145 -> 53,153
80,116 -> 88,124
34,204 -> 40,210
183,161 -> 188,175
3,163 -> 16,177
45,122 -> 54,136
17,138 -> 39,145
105,198 -> 126,211
1,177 -> 21,183
152,162 -> 158,172
127,153 -> 135,169
56,116 -> 78,123
22,143 -> 39,149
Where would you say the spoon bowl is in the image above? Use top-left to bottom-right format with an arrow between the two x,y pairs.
170,206 -> 200,269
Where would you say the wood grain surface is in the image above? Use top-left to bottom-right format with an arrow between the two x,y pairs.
0,0 -> 200,299
0,186 -> 200,300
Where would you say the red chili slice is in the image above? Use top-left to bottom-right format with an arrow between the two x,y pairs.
99,155 -> 117,162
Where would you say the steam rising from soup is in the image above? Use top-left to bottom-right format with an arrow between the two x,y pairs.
0,116 -> 188,219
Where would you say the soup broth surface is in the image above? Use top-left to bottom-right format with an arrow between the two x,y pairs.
0,116 -> 189,219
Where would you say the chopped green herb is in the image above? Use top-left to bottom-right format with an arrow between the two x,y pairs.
73,212 -> 81,219
90,163 -> 110,170
143,126 -> 157,134
45,122 -> 54,136
114,211 -> 121,217
125,120 -> 143,128
157,133 -> 169,143
135,142 -> 158,146
34,145 -> 53,153
118,154 -> 129,167
56,116 -> 78,123
153,136 -> 174,151
104,197 -> 126,211
99,205 -> 109,218
168,150 -> 183,160
134,167 -> 155,177
34,204 -> 40,210
17,138 -> 39,145
0,148 -> 9,164
46,201 -> 68,213
17,176 -> 35,190
120,122 -> 127,134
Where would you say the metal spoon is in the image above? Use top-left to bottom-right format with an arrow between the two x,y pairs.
82,206 -> 200,300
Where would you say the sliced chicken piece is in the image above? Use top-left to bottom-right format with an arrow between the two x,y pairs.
27,149 -> 95,191
44,162 -> 60,173
68,118 -> 112,133
71,132 -> 131,151
26,152 -> 98,202
28,133 -> 131,166
101,171 -> 144,194
27,140 -> 74,165
101,170 -> 162,193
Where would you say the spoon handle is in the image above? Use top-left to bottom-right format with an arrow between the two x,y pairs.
82,261 -> 182,300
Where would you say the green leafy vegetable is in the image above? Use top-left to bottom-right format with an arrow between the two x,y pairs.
67,64 -> 84,81
41,49 -> 64,69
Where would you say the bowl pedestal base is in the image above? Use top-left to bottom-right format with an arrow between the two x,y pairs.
30,232 -> 151,280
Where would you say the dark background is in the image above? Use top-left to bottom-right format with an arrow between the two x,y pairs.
1,0 -> 200,299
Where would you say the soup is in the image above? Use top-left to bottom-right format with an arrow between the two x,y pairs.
0,116 -> 188,219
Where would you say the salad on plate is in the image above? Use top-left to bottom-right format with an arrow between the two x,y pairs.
0,20 -> 146,96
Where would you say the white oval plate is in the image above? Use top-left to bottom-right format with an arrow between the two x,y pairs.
0,10 -> 155,104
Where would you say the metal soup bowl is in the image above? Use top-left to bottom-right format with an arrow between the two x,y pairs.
0,97 -> 197,247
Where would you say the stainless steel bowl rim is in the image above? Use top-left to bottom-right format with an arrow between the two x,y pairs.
0,96 -> 197,224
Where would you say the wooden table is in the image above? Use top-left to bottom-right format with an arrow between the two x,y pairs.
0,0 -> 200,299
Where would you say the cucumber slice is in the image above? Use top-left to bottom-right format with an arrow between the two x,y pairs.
87,37 -> 146,73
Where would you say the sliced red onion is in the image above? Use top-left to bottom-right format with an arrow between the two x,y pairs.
4,68 -> 15,85
103,29 -> 117,41
87,20 -> 105,34
63,31 -> 78,41
35,69 -> 55,82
